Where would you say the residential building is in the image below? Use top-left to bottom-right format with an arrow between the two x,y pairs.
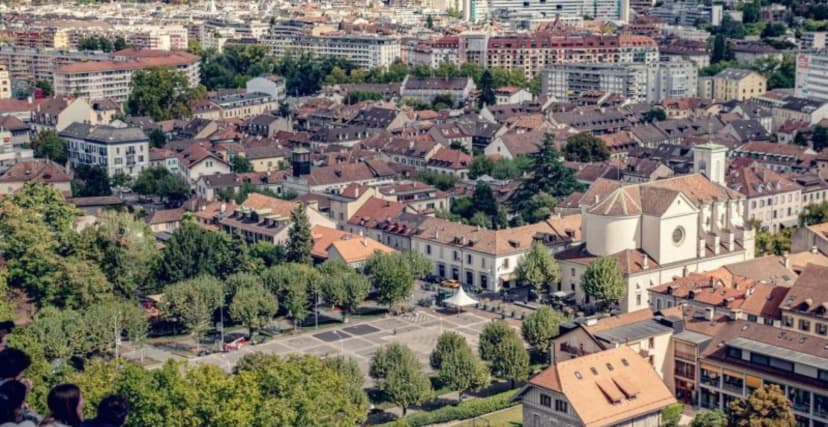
792,222 -> 828,255
727,165 -> 803,232
411,214 -> 582,292
219,193 -> 335,245
310,224 -> 394,267
487,0 -> 630,21
653,59 -> 698,101
801,32 -> 827,49
0,159 -> 72,196
175,143 -> 231,182
266,28 -> 400,69
494,87 -> 533,105
191,91 -> 279,120
31,98 -> 95,132
400,76 -> 476,105
731,141 -> 815,174
779,264 -> 828,338
519,346 -> 677,427
540,63 -> 657,103
698,69 -> 767,102
145,208 -> 185,234
771,97 -> 828,130
53,50 -> 200,102
485,34 -> 658,80
60,122 -> 149,177
697,320 -> 828,427
246,75 -> 286,101
0,46 -> 114,82
281,151 -> 398,195
557,144 -> 755,313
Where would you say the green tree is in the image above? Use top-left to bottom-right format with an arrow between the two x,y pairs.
521,191 -> 557,223
50,256 -> 112,309
81,300 -> 146,357
691,410 -> 727,427
478,69 -> 496,108
323,356 -> 369,412
231,155 -> 254,173
113,36 -> 127,51
319,260 -> 370,322
660,403 -> 684,427
513,134 -> 583,215
762,22 -> 787,37
132,167 -> 191,206
478,320 -> 529,387
582,256 -> 625,311
364,252 -> 431,308
426,14 -> 434,29
431,332 -> 488,401
711,34 -> 734,64
468,155 -> 494,179
521,306 -> 565,360
286,204 -> 312,264
813,125 -> 828,152
563,132 -> 610,162
155,222 -> 243,284
163,275 -> 224,350
35,80 -> 54,97
728,385 -> 795,427
515,241 -> 560,293
229,282 -> 278,338
126,67 -> 196,121
643,109 -> 667,122
800,201 -> 828,225
371,344 -> 432,415
147,128 -> 167,148
31,130 -> 67,165
742,1 -> 761,23
72,164 -> 112,197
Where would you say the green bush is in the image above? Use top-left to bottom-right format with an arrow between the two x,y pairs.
660,403 -> 684,427
376,390 -> 518,427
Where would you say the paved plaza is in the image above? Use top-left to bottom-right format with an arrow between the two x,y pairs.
191,308 -> 499,383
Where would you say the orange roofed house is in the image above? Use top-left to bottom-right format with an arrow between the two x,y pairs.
310,225 -> 394,267
518,346 -> 677,427
219,193 -> 335,245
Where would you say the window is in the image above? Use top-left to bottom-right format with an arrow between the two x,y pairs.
672,226 -> 685,245
817,322 -> 827,336
648,337 -> 655,349
540,394 -> 552,407
799,319 -> 811,332
726,347 -> 743,359
426,245 -> 431,255
636,293 -> 642,306
555,400 -> 568,413
783,316 -> 794,327
466,254 -> 472,264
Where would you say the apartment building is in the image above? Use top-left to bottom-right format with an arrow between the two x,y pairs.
2,27 -> 70,49
698,69 -> 767,102
487,0 -> 630,21
60,122 -> 149,177
485,34 -> 659,79
54,50 -> 200,102
266,27 -> 400,69
410,215 -> 582,292
779,264 -> 828,339
727,166 -> 803,232
191,91 -> 279,120
794,53 -> 822,97
697,320 -> 828,427
407,36 -> 460,69
539,63 -> 657,103
0,46 -> 114,82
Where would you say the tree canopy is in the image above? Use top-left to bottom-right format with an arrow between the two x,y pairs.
563,132 -> 610,163
728,385 -> 795,427
512,134 -> 583,218
31,130 -> 67,165
126,67 -> 200,121
286,204 -> 312,264
364,252 -> 431,307
370,343 -> 432,416
521,306 -> 565,360
515,241 -> 560,292
478,320 -> 529,386
581,256 -> 625,310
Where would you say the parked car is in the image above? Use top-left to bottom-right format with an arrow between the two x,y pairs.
441,279 -> 460,289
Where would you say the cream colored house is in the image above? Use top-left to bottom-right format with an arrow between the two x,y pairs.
697,69 -> 766,101
0,65 -> 11,99
726,165 -> 803,233
219,193 -> 335,245
557,144 -> 755,313
519,346 -> 676,427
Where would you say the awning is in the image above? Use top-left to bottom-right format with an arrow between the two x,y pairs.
443,286 -> 478,307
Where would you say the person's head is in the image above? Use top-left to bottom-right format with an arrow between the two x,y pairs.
95,395 -> 129,426
47,383 -> 83,427
0,348 -> 31,380
0,380 -> 27,423
0,321 -> 14,351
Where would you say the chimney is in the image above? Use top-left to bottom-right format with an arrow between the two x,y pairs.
812,245 -> 819,254
713,235 -> 720,255
705,307 -> 715,321
783,251 -> 790,270
727,230 -> 735,252
594,195 -> 599,204
698,237 -> 706,258
642,256 -> 649,270
220,203 -> 226,213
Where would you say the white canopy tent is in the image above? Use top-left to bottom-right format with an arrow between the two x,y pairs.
443,286 -> 478,312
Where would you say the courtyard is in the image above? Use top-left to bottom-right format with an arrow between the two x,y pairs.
191,307 -> 508,383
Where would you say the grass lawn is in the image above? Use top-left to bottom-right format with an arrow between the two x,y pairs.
453,405 -> 523,427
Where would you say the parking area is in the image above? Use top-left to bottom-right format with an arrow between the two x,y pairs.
191,308 -> 500,384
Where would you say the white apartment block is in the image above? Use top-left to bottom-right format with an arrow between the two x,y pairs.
540,63 -> 656,103
727,166 -> 804,233
267,32 -> 401,69
795,51 -> 828,102
487,0 -> 630,21
0,46 -> 114,82
60,122 -> 149,178
653,58 -> 698,101
53,51 -> 200,102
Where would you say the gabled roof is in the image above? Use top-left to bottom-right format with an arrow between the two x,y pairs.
525,346 -> 676,427
240,193 -> 299,220
0,159 -> 72,184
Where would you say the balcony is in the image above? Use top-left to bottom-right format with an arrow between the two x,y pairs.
701,374 -> 720,388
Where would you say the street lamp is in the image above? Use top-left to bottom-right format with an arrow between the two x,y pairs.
333,330 -> 344,355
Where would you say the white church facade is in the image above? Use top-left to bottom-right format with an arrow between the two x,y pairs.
556,143 -> 755,313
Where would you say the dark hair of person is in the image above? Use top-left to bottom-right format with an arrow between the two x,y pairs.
0,320 -> 14,335
0,348 -> 31,379
96,395 -> 129,426
0,380 -> 27,423
46,383 -> 83,427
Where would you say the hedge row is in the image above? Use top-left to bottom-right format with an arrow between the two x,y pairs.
376,389 -> 520,427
